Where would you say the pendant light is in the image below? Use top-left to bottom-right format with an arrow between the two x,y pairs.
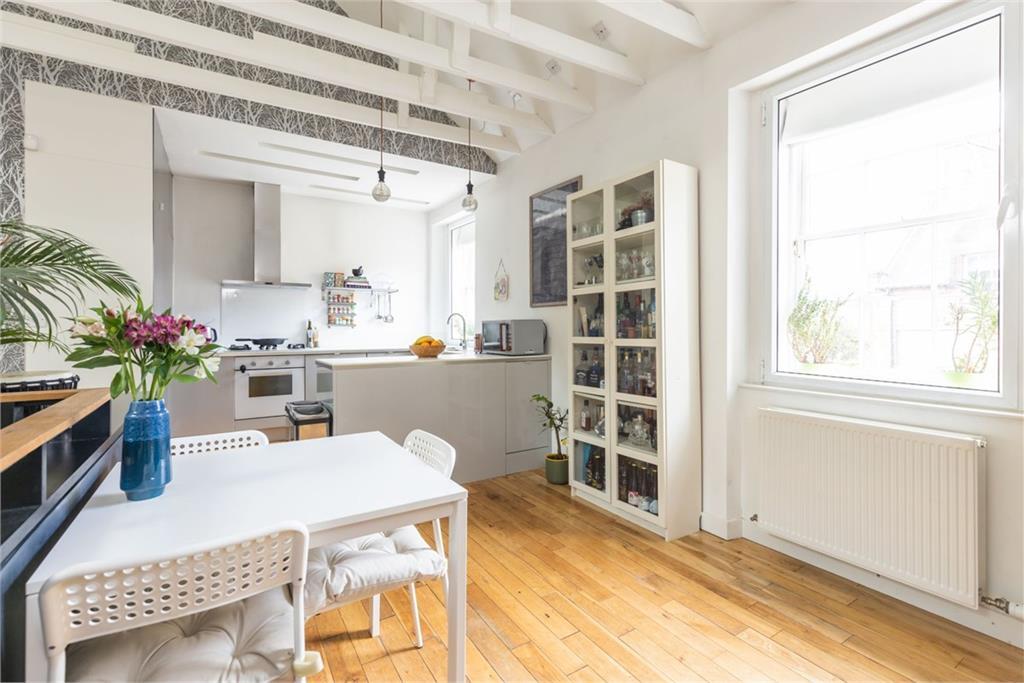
461,79 -> 479,213
371,0 -> 391,203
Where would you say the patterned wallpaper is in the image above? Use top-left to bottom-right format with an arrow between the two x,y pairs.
0,0 -> 497,373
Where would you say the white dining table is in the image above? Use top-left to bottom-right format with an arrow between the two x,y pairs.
24,431 -> 468,682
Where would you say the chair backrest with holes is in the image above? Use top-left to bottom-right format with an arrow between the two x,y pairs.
403,429 -> 457,479
169,430 -> 269,456
39,522 -> 307,657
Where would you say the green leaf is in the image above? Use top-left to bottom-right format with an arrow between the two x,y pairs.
110,369 -> 125,399
72,355 -> 123,369
65,346 -> 106,361
172,373 -> 201,383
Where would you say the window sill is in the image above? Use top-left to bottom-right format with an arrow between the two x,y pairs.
739,382 -> 1023,420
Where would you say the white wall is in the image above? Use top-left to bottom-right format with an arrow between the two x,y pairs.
172,176 -> 254,334
280,193 -> 430,348
23,83 -> 152,405
431,0 -> 1022,644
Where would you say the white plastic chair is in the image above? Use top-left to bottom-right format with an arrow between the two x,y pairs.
395,429 -> 457,646
170,430 -> 268,456
304,430 -> 456,650
39,523 -> 322,682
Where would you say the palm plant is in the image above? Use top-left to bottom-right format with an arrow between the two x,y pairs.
1,219 -> 139,352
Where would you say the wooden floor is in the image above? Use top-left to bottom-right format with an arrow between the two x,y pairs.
305,470 -> 1023,682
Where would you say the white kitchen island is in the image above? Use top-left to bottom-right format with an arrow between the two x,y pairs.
318,352 -> 552,483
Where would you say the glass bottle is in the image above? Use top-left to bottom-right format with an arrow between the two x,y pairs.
595,405 -> 606,438
575,350 -> 589,387
627,462 -> 640,506
580,400 -> 592,432
588,354 -> 602,388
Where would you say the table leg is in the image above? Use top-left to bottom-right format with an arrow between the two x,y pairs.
446,497 -> 467,683
25,592 -> 46,682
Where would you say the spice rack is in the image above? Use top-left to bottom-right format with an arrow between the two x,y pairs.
566,160 -> 701,540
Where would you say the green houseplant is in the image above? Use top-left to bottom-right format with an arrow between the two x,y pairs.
1,219 -> 139,351
531,393 -> 569,485
948,272 -> 998,382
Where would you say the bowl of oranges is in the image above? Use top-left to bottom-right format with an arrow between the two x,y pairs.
409,335 -> 446,358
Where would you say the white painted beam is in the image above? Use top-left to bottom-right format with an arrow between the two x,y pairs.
489,0 -> 511,34
21,0 -> 551,134
397,0 -> 645,85
450,22 -> 470,72
0,11 -> 519,154
594,0 -> 709,49
207,0 -> 592,113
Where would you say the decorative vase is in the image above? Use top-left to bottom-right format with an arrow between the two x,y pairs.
121,399 -> 172,501
545,454 -> 569,485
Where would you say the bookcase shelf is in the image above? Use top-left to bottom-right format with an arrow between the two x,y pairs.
566,159 -> 701,540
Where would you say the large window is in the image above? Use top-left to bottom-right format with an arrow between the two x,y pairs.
449,218 -> 476,341
771,10 -> 1019,400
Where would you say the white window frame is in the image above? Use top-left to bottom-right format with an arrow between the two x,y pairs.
447,215 -> 476,341
761,1 -> 1022,410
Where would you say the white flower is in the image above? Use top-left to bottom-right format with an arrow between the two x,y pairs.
193,355 -> 221,378
70,320 -> 105,338
175,328 -> 206,356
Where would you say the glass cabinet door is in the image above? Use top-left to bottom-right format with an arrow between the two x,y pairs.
613,171 -> 655,231
615,288 -> 656,339
573,393 -> 607,440
615,346 -> 656,398
574,440 -> 607,492
616,455 -> 658,516
614,231 -> 656,284
571,242 -> 605,288
615,402 -> 657,456
571,189 -> 604,241
572,344 -> 606,390
573,293 -> 605,338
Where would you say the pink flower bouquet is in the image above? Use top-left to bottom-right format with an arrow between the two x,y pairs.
66,299 -> 221,400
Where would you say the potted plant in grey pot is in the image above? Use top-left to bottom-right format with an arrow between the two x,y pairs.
531,393 -> 568,485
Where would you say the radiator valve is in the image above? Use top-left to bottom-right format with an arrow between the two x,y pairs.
981,595 -> 1024,621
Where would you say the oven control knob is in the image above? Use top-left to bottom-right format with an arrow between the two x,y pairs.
267,360 -> 274,366
239,364 -> 247,373
282,359 -> 290,365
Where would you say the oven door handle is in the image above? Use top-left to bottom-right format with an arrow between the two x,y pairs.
236,366 -> 298,375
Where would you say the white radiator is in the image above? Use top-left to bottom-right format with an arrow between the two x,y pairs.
757,408 -> 985,608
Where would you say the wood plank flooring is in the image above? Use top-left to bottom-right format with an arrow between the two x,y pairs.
305,470 -> 1024,682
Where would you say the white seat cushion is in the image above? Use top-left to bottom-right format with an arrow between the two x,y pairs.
66,588 -> 294,682
305,525 -> 446,615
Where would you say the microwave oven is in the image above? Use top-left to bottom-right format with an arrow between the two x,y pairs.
481,319 -> 547,355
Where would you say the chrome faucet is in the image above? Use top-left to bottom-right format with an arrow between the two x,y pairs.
446,312 -> 468,350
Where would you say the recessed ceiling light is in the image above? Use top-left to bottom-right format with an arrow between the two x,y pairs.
199,151 -> 360,182
310,184 -> 430,206
259,142 -> 419,175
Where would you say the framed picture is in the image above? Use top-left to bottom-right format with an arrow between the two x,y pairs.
529,176 -> 581,307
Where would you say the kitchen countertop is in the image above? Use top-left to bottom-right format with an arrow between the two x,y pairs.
318,351 -> 551,370
218,346 -> 408,358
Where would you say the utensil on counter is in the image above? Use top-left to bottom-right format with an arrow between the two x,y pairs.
235,337 -> 287,350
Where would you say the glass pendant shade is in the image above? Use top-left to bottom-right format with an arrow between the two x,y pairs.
372,168 -> 391,203
461,182 -> 478,213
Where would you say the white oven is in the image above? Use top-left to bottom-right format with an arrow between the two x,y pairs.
233,356 -> 305,420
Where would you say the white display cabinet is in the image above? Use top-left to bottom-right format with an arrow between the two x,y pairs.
566,160 -> 701,540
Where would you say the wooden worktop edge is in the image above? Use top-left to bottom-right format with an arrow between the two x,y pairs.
0,388 -> 111,471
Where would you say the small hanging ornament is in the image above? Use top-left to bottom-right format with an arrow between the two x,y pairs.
493,259 -> 509,301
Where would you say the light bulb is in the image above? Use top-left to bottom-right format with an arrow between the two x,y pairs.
371,168 -> 390,202
461,182 -> 478,213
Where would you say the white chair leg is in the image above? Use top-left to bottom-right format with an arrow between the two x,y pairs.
442,570 -> 449,604
432,518 -> 445,557
291,579 -> 323,680
370,594 -> 381,637
48,652 -> 66,683
408,582 -> 424,648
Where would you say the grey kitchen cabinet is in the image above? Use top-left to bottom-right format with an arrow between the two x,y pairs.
505,359 -> 552,455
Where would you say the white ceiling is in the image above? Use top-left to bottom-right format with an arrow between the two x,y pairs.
342,0 -> 787,158
154,107 -> 494,211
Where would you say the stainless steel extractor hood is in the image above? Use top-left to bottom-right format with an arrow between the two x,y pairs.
222,183 -> 311,289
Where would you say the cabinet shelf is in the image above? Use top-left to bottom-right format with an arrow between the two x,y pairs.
566,159 -> 701,540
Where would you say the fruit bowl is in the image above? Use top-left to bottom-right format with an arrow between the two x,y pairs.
409,343 -> 445,358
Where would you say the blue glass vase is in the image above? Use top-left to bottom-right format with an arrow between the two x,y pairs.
121,399 -> 172,501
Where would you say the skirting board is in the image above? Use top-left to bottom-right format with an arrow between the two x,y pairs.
700,512 -> 743,540
743,520 -> 1023,648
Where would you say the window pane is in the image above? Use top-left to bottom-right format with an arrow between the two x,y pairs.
449,220 -> 476,340
776,17 -> 1001,392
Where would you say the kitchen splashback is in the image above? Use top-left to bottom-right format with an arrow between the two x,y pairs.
220,286 -> 311,345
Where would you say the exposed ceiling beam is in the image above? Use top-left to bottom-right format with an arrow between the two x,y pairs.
207,0 -> 592,114
21,0 -> 550,135
593,0 -> 709,49
1,11 -> 519,154
395,0 -> 645,85
489,0 -> 512,34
